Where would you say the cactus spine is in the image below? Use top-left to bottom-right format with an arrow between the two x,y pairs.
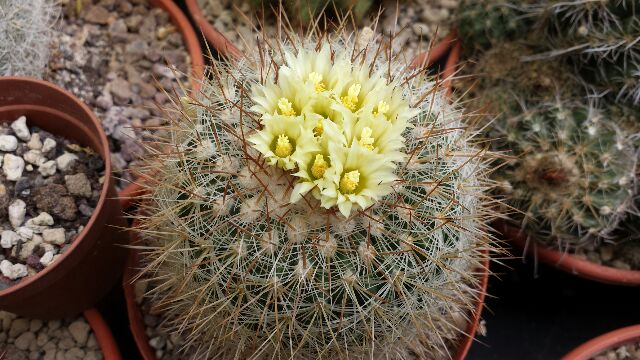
0,0 -> 58,78
134,23 -> 496,359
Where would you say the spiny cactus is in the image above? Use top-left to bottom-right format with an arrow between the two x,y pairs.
134,22 -> 497,359
0,0 -> 58,77
457,0 -> 535,52
248,0 -> 374,26
492,97 -> 637,249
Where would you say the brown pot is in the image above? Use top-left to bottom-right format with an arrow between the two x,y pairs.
0,77 -> 129,319
562,325 -> 640,360
184,0 -> 455,66
499,222 -> 640,286
117,0 -> 206,211
84,308 -> 123,360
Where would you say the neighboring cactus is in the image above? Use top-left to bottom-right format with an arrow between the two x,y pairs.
491,97 -> 637,248
0,0 -> 58,77
134,24 -> 497,359
457,0 -> 535,51
248,0 -> 375,25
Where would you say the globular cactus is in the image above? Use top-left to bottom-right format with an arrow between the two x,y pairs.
491,97 -> 637,249
134,23 -> 497,359
0,0 -> 58,77
248,0 -> 375,26
457,0 -> 535,52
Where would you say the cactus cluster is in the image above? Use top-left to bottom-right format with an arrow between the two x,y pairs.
134,23 -> 496,359
491,98 -> 637,248
0,0 -> 58,78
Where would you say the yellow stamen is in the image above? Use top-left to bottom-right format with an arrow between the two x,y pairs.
340,83 -> 361,111
373,100 -> 390,117
340,170 -> 360,194
274,134 -> 293,157
277,98 -> 296,116
308,72 -> 326,93
311,154 -> 329,179
358,127 -> 375,151
313,120 -> 324,137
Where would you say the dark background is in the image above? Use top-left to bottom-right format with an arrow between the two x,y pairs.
95,1 -> 640,359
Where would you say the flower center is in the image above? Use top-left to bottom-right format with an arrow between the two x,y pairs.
340,170 -> 360,194
341,83 -> 361,111
274,134 -> 293,157
313,120 -> 324,137
358,127 -> 375,150
277,98 -> 296,116
308,72 -> 326,93
373,100 -> 390,117
311,154 -> 329,179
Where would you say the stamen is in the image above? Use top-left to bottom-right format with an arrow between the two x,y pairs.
358,127 -> 375,150
277,98 -> 296,116
309,72 -> 326,93
341,83 -> 361,111
311,154 -> 329,179
274,134 -> 293,157
340,170 -> 360,193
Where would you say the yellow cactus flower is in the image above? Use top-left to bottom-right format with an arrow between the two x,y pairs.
278,98 -> 297,116
341,83 -> 361,111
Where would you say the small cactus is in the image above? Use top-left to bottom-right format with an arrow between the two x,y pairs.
491,96 -> 637,248
134,22 -> 497,359
0,0 -> 58,78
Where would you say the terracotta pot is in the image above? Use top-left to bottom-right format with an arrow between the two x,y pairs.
499,222 -> 640,286
562,324 -> 640,360
0,77 -> 129,319
184,0 -> 455,66
117,0 -> 206,211
84,308 -> 123,360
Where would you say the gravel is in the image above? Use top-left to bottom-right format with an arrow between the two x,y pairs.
592,342 -> 640,360
197,0 -> 458,61
0,117 -> 103,287
573,240 -> 640,271
44,0 -> 192,191
0,311 -> 103,360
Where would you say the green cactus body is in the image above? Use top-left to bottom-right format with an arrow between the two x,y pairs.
492,98 -> 637,248
136,28 -> 495,359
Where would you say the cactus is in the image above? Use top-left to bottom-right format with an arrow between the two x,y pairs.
491,96 -> 637,249
457,0 -> 536,52
134,24 -> 497,359
0,0 -> 58,78
247,0 -> 374,26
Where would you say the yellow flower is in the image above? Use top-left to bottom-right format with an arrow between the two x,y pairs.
347,114 -> 406,162
249,115 -> 318,170
320,143 -> 396,217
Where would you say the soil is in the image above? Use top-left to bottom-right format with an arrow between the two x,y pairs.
0,117 -> 103,287
0,311 -> 103,360
44,0 -> 191,190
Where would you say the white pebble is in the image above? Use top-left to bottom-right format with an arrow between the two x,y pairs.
25,164 -> 33,172
0,260 -> 28,280
56,153 -> 78,172
41,138 -> 56,153
3,153 -> 25,181
16,226 -> 34,240
0,135 -> 18,151
30,212 -> 54,227
1,230 -> 20,249
10,116 -> 31,141
27,133 -> 43,150
38,160 -> 57,177
68,320 -> 90,345
40,251 -> 54,266
8,199 -> 26,228
42,228 -> 65,245
14,331 -> 35,350
23,150 -> 46,166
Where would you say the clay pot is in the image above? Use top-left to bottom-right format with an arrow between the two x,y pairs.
562,324 -> 640,360
0,77 -> 128,319
117,0 -> 206,210
500,222 -> 640,286
84,308 -> 123,360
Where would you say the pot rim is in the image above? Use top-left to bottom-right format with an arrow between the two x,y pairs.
562,324 -> 640,360
0,77 -> 114,297
500,221 -> 640,286
118,0 -> 206,210
84,308 -> 123,360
